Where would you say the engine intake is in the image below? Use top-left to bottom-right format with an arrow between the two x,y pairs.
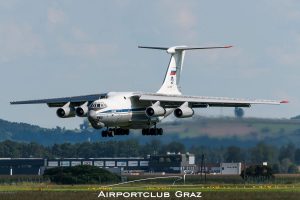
56,107 -> 75,118
145,102 -> 166,117
174,102 -> 194,118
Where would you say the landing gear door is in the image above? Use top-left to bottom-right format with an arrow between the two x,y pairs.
112,110 -> 120,123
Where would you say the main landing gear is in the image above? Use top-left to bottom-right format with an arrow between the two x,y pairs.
142,128 -> 163,136
101,128 -> 129,137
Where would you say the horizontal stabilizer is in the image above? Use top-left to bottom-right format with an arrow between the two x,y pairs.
138,45 -> 233,52
138,46 -> 168,50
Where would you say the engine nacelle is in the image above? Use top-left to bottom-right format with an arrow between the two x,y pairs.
145,105 -> 166,117
56,107 -> 75,118
174,104 -> 194,118
76,105 -> 88,117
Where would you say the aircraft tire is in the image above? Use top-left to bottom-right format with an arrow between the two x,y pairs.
108,131 -> 114,137
150,128 -> 155,135
102,130 -> 107,137
158,128 -> 163,135
124,129 -> 129,135
115,128 -> 121,135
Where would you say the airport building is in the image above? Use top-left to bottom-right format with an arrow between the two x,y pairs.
148,153 -> 196,173
0,153 -> 195,175
0,155 -> 241,175
46,157 -> 149,173
0,157 -> 149,175
220,162 -> 242,175
199,163 -> 242,175
0,158 -> 45,175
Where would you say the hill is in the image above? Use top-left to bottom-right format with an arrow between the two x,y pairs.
0,117 -> 300,147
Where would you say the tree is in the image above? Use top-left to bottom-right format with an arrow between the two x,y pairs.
280,158 -> 293,173
294,148 -> 300,164
225,146 -> 243,162
288,164 -> 298,173
141,140 -> 162,156
250,142 -> 278,164
241,165 -> 274,182
271,163 -> 280,174
44,165 -> 120,184
279,143 -> 296,162
162,141 -> 186,154
234,107 -> 244,118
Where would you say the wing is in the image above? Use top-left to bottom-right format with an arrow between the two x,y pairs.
10,93 -> 107,107
138,93 -> 287,108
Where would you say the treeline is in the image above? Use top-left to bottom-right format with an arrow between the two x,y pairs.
0,140 -> 299,173
0,119 -> 101,146
2,118 -> 300,148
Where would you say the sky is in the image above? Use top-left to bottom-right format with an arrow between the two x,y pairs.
0,0 -> 299,129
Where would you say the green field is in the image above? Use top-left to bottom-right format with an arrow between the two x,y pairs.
0,179 -> 300,200
163,117 -> 300,139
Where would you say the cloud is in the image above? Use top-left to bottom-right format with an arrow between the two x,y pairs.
176,7 -> 196,30
60,42 -> 118,59
47,7 -> 66,25
71,27 -> 88,41
266,34 -> 300,67
0,0 -> 18,9
157,0 -> 198,42
0,22 -> 44,63
264,0 -> 300,21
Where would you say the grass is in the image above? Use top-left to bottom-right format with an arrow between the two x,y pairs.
0,183 -> 300,200
0,174 -> 300,199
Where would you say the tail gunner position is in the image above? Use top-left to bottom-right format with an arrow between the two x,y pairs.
11,45 -> 288,137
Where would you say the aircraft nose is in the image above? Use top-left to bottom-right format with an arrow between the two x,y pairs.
88,110 -> 97,120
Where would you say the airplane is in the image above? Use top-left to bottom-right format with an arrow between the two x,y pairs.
11,45 -> 288,137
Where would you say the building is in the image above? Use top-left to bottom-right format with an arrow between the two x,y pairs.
220,162 -> 242,175
46,157 -> 149,172
0,153 -> 197,175
148,153 -> 196,174
0,158 -> 45,175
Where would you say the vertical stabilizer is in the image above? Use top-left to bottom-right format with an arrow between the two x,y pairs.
157,46 -> 186,95
138,45 -> 232,95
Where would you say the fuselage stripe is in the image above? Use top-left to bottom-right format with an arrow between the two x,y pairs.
100,108 -> 145,114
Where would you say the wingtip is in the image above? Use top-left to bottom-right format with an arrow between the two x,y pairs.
280,100 -> 289,104
225,45 -> 233,48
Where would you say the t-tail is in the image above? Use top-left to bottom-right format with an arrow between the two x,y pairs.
139,45 -> 232,95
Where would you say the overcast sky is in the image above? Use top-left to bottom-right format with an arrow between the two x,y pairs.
0,0 -> 299,129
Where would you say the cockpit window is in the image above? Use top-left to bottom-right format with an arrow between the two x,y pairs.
90,102 -> 107,109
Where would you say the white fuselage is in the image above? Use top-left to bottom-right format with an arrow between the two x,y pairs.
88,92 -> 172,129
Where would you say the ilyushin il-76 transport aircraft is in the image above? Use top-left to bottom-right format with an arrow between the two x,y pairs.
11,45 -> 288,137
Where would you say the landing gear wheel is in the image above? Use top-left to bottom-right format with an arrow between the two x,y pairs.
115,128 -> 121,135
102,130 -> 108,137
158,128 -> 163,135
124,129 -> 129,135
150,128 -> 155,135
108,131 -> 114,137
142,129 -> 146,135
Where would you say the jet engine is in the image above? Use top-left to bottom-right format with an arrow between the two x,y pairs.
56,107 -> 75,118
174,102 -> 194,118
76,105 -> 88,117
145,102 -> 166,117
